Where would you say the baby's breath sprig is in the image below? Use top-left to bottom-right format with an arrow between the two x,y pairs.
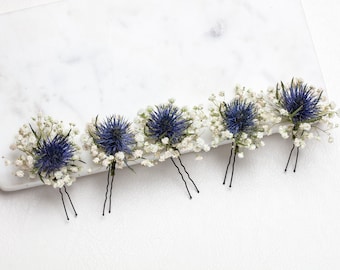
8,113 -> 81,220
209,86 -> 268,187
134,99 -> 210,199
265,78 -> 338,172
83,115 -> 138,215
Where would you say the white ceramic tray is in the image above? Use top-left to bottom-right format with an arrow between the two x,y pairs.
0,0 -> 324,191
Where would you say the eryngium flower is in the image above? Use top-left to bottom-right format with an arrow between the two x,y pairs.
34,134 -> 75,176
146,104 -> 191,145
281,81 -> 321,124
94,116 -> 135,156
220,100 -> 256,136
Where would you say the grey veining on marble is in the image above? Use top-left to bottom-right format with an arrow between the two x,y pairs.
0,0 -> 324,190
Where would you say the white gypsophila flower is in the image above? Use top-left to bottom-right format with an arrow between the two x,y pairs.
209,86 -> 268,188
264,79 -> 339,172
102,159 -> 110,168
161,137 -> 169,145
15,159 -> 23,166
134,100 -> 210,167
115,151 -> 125,161
133,149 -> 143,158
237,152 -> 244,158
9,115 -> 82,188
265,79 -> 338,145
209,86 -> 267,157
84,115 -> 139,174
141,159 -> 154,167
15,170 -> 24,177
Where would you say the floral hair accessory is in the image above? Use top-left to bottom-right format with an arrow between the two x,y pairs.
266,78 -> 338,172
83,115 -> 137,215
209,87 -> 267,187
134,99 -> 210,199
9,114 -> 81,220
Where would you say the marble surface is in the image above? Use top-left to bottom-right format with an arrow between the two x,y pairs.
1,0 -> 340,269
0,0 -> 60,15
0,0 -> 323,191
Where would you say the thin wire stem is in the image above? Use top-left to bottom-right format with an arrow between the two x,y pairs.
293,147 -> 299,173
284,144 -> 295,172
171,157 -> 192,199
223,142 -> 234,185
63,186 -> 77,217
109,162 -> 116,214
59,188 -> 69,221
229,147 -> 237,188
102,168 -> 110,216
177,156 -> 199,193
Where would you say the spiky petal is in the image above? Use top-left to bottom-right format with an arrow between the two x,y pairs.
146,104 -> 191,145
94,116 -> 135,156
282,82 -> 321,124
34,134 -> 75,176
221,100 -> 256,136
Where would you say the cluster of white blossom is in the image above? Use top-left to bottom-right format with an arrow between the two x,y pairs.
133,99 -> 210,167
264,78 -> 338,149
208,86 -> 269,158
7,113 -> 82,188
6,80 -> 339,184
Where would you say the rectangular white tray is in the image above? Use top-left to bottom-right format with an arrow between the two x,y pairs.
0,0 -> 324,191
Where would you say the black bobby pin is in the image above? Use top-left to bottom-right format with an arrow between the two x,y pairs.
102,168 -> 110,216
59,188 -> 69,221
223,142 -> 234,185
293,147 -> 299,173
223,143 -> 237,188
103,162 -> 116,216
170,157 -> 192,199
284,144 -> 300,172
63,186 -> 77,217
108,162 -> 116,214
177,156 -> 199,193
229,147 -> 237,188
284,144 -> 295,172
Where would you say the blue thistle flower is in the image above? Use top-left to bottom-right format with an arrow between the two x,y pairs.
220,99 -> 256,136
34,134 -> 75,176
279,81 -> 322,173
219,99 -> 257,188
146,104 -> 191,145
281,81 -> 322,124
93,116 -> 135,216
94,116 -> 135,156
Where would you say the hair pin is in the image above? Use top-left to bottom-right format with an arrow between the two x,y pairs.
83,115 -> 139,216
134,99 -> 210,199
209,87 -> 267,187
8,114 -> 82,220
265,78 -> 338,172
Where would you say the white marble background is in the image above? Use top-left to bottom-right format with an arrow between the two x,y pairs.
1,0 -> 340,269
